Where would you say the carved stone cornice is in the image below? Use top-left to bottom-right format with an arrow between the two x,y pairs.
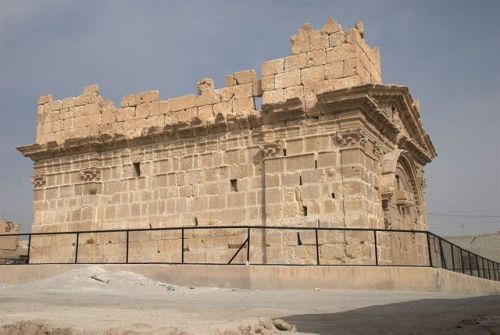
317,86 -> 400,144
368,85 -> 437,159
318,84 -> 436,165
80,168 -> 100,182
18,85 -> 436,167
31,175 -> 46,189
398,136 -> 433,165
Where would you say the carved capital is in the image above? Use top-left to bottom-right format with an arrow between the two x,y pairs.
31,175 -> 46,189
258,140 -> 284,158
373,142 -> 386,157
334,130 -> 367,148
80,167 -> 100,182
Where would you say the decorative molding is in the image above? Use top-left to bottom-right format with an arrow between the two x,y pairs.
31,175 -> 46,189
419,175 -> 427,189
373,142 -> 385,157
80,167 -> 100,182
258,140 -> 284,157
334,130 -> 367,148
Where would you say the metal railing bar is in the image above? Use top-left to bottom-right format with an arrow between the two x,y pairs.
227,237 -> 249,265
1,226 -> 497,281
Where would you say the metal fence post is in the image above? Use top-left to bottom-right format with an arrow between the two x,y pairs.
482,258 -> 487,279
74,232 -> 80,264
468,252 -> 473,276
26,234 -> 32,264
247,228 -> 251,263
181,228 -> 185,264
315,228 -> 320,265
125,230 -> 129,264
451,245 -> 455,272
373,230 -> 379,266
426,232 -> 433,267
438,237 -> 446,269
476,255 -> 480,278
460,249 -> 465,274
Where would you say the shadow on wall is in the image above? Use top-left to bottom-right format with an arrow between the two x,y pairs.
280,296 -> 500,335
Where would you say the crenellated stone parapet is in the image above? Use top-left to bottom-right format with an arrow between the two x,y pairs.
30,18 -> 386,149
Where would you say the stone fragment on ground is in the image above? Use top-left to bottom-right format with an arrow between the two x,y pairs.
273,319 -> 295,332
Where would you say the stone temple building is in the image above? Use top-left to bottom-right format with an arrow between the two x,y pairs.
18,18 -> 436,264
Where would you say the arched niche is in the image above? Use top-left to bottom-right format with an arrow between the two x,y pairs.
380,150 -> 424,230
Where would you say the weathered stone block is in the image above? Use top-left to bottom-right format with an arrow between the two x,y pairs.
301,66 -> 325,84
284,85 -> 304,101
317,151 -> 338,168
274,70 -> 301,89
220,84 -> 253,101
286,154 -> 315,171
261,75 -> 275,91
170,94 -> 196,112
307,50 -> 327,67
228,69 -> 257,85
38,94 -> 53,105
284,54 -> 307,71
196,90 -> 221,106
198,105 -> 214,120
262,89 -> 284,108
332,75 -> 361,90
262,58 -> 284,76
325,61 -> 344,79
62,97 -> 76,109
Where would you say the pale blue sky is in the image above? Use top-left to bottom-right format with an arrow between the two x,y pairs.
1,0 -> 499,235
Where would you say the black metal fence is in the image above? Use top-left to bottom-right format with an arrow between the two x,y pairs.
0,226 -> 498,281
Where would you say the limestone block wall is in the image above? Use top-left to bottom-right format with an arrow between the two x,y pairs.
20,18 -> 436,265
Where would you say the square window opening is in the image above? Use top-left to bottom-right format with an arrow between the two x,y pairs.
230,179 -> 238,192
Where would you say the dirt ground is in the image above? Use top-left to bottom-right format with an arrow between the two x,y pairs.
0,266 -> 498,335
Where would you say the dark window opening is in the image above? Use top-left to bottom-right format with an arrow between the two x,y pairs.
312,116 -> 319,121
395,175 -> 400,190
283,148 -> 287,156
302,206 -> 308,216
194,217 -> 199,226
331,193 -> 335,199
133,162 -> 141,177
382,199 -> 388,211
230,179 -> 238,192
299,175 -> 303,185
314,160 -> 318,169
297,232 -> 303,245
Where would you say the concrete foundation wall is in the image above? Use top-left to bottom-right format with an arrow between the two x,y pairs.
0,264 -> 498,295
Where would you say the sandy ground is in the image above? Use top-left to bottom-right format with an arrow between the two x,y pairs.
0,266 -> 498,334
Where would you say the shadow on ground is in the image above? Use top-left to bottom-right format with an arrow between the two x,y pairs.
281,296 -> 500,335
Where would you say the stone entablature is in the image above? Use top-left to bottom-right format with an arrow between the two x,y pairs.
18,18 -> 436,264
